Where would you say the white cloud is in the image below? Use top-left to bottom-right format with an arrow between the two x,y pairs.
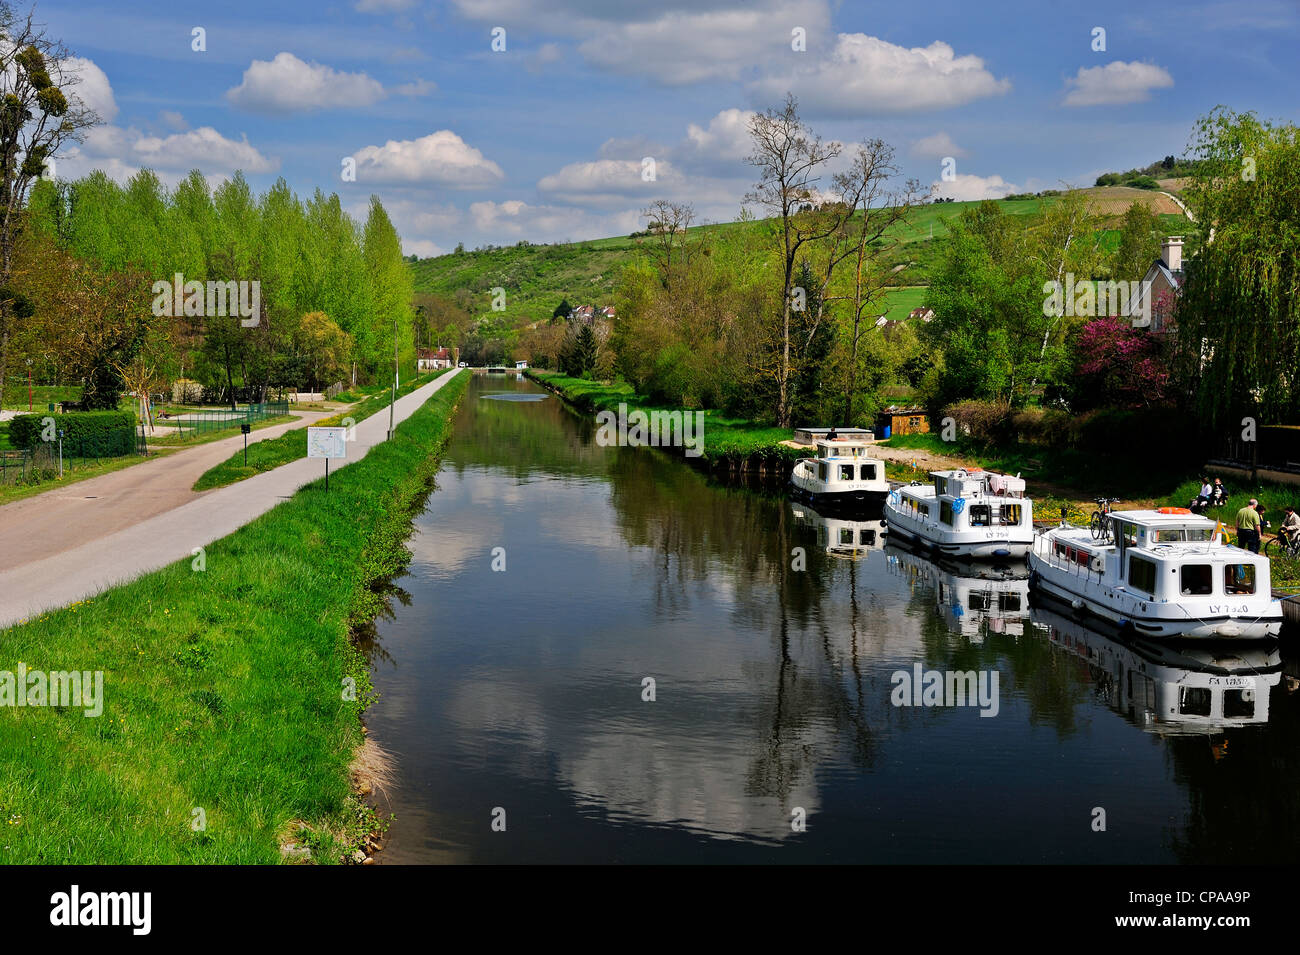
931,173 -> 1017,202
131,127 -> 279,173
393,78 -> 437,97
684,108 -> 757,162
352,131 -> 505,187
402,238 -> 445,258
526,43 -> 564,73
1062,61 -> 1174,107
578,0 -> 830,85
911,131 -> 967,159
158,110 -> 188,131
537,158 -> 685,207
61,56 -> 117,122
753,34 -> 1011,115
226,52 -> 386,113
468,199 -> 642,243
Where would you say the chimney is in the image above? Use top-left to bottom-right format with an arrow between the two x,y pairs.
1162,236 -> 1183,272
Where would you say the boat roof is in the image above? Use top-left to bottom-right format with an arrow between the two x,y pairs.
815,437 -> 872,449
1109,509 -> 1217,527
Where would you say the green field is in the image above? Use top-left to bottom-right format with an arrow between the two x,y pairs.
412,193 -> 1191,334
0,371 -> 470,863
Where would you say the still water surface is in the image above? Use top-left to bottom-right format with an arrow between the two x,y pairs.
365,373 -> 1300,863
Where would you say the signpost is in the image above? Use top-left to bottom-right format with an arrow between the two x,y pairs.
241,422 -> 251,466
307,426 -> 347,491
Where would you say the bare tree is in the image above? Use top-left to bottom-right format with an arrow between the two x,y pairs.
639,200 -> 699,290
745,95 -> 845,426
826,141 -> 923,423
0,1 -> 99,403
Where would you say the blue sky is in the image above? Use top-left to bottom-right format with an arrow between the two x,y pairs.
41,0 -> 1300,256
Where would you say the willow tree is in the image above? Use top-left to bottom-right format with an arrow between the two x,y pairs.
1175,108 -> 1300,428
0,2 -> 98,402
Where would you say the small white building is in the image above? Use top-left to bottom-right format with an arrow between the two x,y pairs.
515,360 -> 528,370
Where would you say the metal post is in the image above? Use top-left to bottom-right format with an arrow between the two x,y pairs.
57,430 -> 63,478
389,314 -> 397,440
325,457 -> 330,492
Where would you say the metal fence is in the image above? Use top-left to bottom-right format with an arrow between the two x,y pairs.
0,438 -> 143,486
165,401 -> 290,439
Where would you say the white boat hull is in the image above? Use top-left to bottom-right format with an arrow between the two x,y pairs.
1028,554 -> 1283,640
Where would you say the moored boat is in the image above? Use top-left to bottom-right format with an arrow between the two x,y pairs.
789,437 -> 888,507
1028,508 -> 1283,639
791,500 -> 887,558
883,468 -> 1033,559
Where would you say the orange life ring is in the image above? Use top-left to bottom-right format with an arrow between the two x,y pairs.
1156,506 -> 1191,514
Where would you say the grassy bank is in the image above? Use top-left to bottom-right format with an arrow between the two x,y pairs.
194,371 -> 448,490
529,370 -> 805,473
0,369 -> 469,863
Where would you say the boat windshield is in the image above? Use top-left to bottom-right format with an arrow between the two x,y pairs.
1151,527 -> 1215,543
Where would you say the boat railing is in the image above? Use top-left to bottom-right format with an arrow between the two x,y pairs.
1033,529 -> 1105,584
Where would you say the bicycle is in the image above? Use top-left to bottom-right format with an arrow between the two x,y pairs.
1090,497 -> 1121,542
1264,532 -> 1300,560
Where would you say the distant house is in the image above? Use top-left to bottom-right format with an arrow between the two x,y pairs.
908,306 -> 935,323
876,406 -> 929,439
515,360 -> 528,370
1126,236 -> 1184,334
418,346 -> 453,371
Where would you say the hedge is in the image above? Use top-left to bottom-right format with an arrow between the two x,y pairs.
8,410 -> 138,456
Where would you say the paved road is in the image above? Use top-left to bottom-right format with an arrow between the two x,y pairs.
0,408 -> 336,573
0,372 -> 462,629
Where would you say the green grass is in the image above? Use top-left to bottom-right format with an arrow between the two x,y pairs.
1,384 -> 81,411
530,371 -> 804,469
193,370 -> 451,490
0,369 -> 470,863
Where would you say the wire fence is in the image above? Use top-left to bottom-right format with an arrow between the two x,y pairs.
0,437 -> 143,487
162,401 -> 290,439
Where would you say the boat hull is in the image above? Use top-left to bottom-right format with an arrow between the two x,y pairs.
1028,558 -> 1284,640
884,510 -> 1031,560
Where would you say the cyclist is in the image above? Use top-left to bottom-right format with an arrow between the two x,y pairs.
1280,506 -> 1299,547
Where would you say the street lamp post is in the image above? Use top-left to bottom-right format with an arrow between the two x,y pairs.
388,314 -> 397,440
26,358 -> 32,411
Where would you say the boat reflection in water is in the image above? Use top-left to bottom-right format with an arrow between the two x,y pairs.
885,543 -> 1030,639
1028,606 -> 1282,735
789,500 -> 887,560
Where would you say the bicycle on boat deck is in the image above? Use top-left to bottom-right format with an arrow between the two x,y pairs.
1090,497 -> 1121,542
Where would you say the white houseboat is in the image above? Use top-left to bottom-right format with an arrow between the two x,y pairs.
1032,606 -> 1281,734
789,437 -> 888,507
883,469 -> 1033,559
1029,508 -> 1284,639
791,501 -> 887,559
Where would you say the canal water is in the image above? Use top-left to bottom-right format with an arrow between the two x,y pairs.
365,372 -> 1300,863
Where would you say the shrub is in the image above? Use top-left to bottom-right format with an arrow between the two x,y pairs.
9,410 -> 137,456
944,400 -> 1014,443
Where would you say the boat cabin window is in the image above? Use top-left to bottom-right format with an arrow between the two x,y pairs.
1180,564 -> 1213,596
839,464 -> 854,481
1179,687 -> 1212,717
999,592 -> 1022,612
1185,528 -> 1214,542
969,504 -> 991,527
859,464 -> 877,481
1128,555 -> 1157,595
999,504 -> 1022,526
860,529 -> 876,546
1152,528 -> 1186,543
839,527 -> 855,545
1223,689 -> 1255,719
818,462 -> 828,481
969,591 -> 992,611
939,501 -> 954,526
1225,564 -> 1256,595
1117,521 -> 1140,547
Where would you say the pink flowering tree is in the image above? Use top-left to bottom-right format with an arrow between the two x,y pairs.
1073,317 -> 1170,410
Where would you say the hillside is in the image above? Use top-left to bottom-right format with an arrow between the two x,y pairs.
409,188 -> 1191,331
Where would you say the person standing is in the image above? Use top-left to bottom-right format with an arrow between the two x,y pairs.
1235,498 -> 1263,553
